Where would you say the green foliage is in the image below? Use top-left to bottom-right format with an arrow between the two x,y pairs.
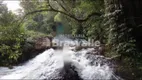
26,30 -> 48,40
0,0 -> 141,79
20,0 -> 105,36
0,4 -> 25,66
104,0 -> 142,71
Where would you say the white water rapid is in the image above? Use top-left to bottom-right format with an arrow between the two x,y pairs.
0,35 -> 121,80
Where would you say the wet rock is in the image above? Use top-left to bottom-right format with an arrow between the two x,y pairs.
35,36 -> 52,50
75,46 -> 83,51
8,66 -> 13,69
93,44 -> 105,55
85,54 -> 113,67
18,36 -> 53,64
60,62 -> 83,80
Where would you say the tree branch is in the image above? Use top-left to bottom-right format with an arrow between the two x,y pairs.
81,12 -> 102,22
55,0 -> 68,12
19,0 -> 102,25
25,9 -> 102,22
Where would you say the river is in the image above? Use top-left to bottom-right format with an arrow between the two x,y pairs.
0,36 -> 122,80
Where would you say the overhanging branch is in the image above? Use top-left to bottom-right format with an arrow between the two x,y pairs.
25,9 -> 79,21
20,0 -> 102,25
24,9 -> 102,22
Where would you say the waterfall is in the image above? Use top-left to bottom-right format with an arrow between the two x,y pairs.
0,35 -> 121,80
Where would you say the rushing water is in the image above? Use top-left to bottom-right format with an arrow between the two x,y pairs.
0,36 -> 121,80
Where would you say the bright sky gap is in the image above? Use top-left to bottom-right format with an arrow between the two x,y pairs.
2,0 -> 21,13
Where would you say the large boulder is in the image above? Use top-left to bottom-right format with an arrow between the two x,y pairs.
35,36 -> 52,50
18,36 -> 53,63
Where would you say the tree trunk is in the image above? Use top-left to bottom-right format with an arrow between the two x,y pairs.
104,0 -> 126,54
121,0 -> 142,52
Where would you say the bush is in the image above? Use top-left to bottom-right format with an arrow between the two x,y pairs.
0,24 -> 25,66
0,4 -> 26,66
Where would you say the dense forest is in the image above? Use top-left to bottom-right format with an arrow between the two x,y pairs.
0,0 -> 142,79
